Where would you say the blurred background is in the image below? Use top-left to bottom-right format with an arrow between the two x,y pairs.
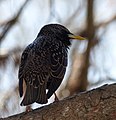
0,0 -> 116,118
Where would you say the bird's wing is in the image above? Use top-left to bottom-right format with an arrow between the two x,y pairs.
18,43 -> 33,97
18,37 -> 50,105
47,43 -> 67,98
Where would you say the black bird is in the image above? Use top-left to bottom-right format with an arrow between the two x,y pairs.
18,24 -> 85,106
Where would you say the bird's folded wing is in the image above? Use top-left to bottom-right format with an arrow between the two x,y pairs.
47,46 -> 67,98
18,39 -> 50,105
18,43 -> 33,97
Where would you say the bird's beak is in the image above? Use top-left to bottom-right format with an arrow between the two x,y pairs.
68,34 -> 86,40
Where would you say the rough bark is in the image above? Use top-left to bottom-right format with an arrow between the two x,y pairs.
1,83 -> 116,120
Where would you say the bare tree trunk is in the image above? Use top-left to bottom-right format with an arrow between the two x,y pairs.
1,83 -> 116,120
76,0 -> 95,92
65,0 -> 95,95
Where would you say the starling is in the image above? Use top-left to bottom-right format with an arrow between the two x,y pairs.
18,24 -> 85,106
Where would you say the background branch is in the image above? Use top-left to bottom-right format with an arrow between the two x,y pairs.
95,15 -> 116,29
0,0 -> 30,43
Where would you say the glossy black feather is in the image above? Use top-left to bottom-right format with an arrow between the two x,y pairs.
19,44 -> 33,97
18,24 -> 71,106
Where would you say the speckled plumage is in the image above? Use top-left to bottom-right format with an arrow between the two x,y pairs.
18,24 -> 72,106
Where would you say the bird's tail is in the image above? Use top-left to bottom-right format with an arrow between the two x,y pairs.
20,84 -> 48,106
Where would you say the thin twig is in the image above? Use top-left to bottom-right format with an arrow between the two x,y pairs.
95,15 -> 116,29
0,0 -> 30,43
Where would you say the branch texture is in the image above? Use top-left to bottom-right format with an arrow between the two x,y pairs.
1,83 -> 116,120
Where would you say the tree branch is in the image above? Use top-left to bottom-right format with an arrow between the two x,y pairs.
75,0 -> 95,93
95,15 -> 116,29
0,47 -> 23,67
0,0 -> 30,43
1,83 -> 116,120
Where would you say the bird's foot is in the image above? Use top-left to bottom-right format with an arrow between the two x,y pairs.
54,93 -> 59,102
26,105 -> 33,112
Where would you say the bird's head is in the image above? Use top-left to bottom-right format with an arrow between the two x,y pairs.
38,24 -> 85,47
